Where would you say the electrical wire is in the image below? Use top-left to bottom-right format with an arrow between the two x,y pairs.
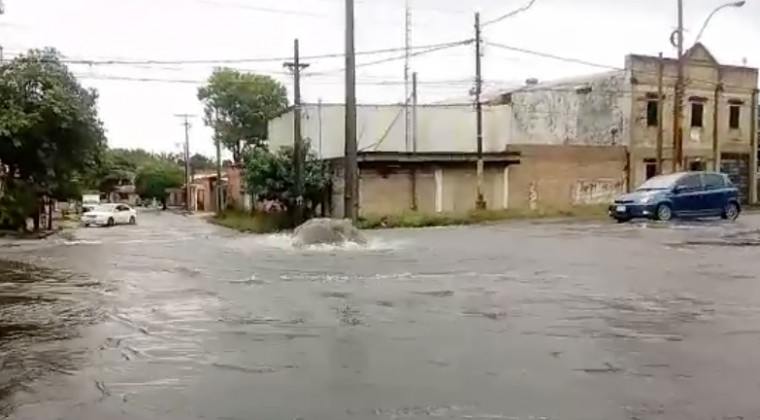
482,0 -> 538,27
485,41 -> 622,71
306,39 -> 472,76
73,72 -> 475,87
1,40 -> 471,67
485,41 -> 757,92
188,0 -> 327,17
185,0 -> 478,20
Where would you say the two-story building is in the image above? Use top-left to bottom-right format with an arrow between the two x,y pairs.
267,43 -> 758,217
624,43 -> 758,201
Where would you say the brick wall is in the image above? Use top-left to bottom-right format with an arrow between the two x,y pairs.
506,145 -> 627,210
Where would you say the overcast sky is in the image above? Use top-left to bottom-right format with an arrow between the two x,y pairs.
0,0 -> 758,157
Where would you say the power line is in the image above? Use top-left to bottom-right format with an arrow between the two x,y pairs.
72,71 -> 477,86
184,0 -> 478,21
188,0 -> 328,17
2,40 -> 470,67
482,0 -> 538,27
307,39 -> 472,76
485,41 -> 622,71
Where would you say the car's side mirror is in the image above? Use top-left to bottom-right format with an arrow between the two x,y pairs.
673,185 -> 684,194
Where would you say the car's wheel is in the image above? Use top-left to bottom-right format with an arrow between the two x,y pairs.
107,217 -> 115,227
129,216 -> 136,225
722,202 -> 740,221
655,203 -> 673,221
615,217 -> 630,224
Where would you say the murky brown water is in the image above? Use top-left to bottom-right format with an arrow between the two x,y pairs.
2,212 -> 760,419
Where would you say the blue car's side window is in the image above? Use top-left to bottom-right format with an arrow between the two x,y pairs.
704,174 -> 726,190
677,174 -> 702,191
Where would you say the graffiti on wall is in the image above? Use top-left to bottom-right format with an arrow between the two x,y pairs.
528,182 -> 538,210
572,179 -> 623,205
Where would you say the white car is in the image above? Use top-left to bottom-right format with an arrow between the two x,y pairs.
81,203 -> 137,227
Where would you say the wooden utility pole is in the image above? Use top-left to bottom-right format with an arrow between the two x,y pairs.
656,52 -> 664,175
403,0 -> 412,152
410,72 -> 418,210
344,0 -> 358,222
214,110 -> 223,214
284,39 -> 310,225
672,0 -> 685,172
412,72 -> 418,152
175,114 -> 195,211
750,89 -> 758,204
474,12 -> 486,209
712,82 -> 722,171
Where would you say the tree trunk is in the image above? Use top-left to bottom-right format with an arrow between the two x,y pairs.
47,197 -> 53,231
32,201 -> 40,233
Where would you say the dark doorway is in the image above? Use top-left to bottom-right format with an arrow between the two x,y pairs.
689,160 -> 706,171
644,159 -> 657,179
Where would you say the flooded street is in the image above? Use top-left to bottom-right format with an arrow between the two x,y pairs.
2,212 -> 760,419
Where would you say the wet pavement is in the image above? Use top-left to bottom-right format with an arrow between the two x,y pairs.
2,211 -> 760,419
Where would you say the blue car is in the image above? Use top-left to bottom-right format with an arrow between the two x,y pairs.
609,171 -> 741,222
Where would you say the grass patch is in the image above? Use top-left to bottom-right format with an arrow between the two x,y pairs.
357,205 -> 608,229
208,210 -> 291,233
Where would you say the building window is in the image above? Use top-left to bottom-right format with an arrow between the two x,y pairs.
689,159 -> 706,171
646,100 -> 658,127
729,105 -> 741,129
690,102 -> 704,128
644,159 -> 657,179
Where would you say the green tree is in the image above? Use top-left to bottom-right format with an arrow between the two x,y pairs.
135,161 -> 184,200
89,148 -> 185,194
0,48 -> 107,230
189,153 -> 215,175
197,68 -> 288,163
241,141 -> 330,222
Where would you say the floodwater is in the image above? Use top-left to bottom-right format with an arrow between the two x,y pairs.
2,211 -> 760,419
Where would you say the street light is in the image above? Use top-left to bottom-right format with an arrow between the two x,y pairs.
670,0 -> 745,171
694,1 -> 745,44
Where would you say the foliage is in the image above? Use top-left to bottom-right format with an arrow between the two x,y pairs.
0,48 -> 107,201
189,153 -> 215,175
197,68 -> 288,163
135,161 -> 184,200
357,205 -> 609,229
209,209 -> 290,233
90,148 -> 184,194
0,182 -> 36,231
0,48 -> 107,231
241,141 -> 330,219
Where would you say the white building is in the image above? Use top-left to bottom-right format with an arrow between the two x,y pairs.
268,103 -> 511,158
267,70 -> 630,157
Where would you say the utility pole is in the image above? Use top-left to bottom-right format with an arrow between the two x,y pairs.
214,109 -> 223,214
403,0 -> 412,151
474,12 -> 486,209
284,39 -> 310,225
412,72 -> 418,152
175,114 -> 194,211
749,88 -> 758,204
317,98 -> 323,159
712,82 -> 722,171
344,0 -> 358,222
656,52 -> 664,175
410,72 -> 418,211
672,0 -> 685,172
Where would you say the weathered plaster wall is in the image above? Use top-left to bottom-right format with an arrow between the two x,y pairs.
268,104 -> 512,158
626,45 -> 758,188
507,71 -> 630,146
